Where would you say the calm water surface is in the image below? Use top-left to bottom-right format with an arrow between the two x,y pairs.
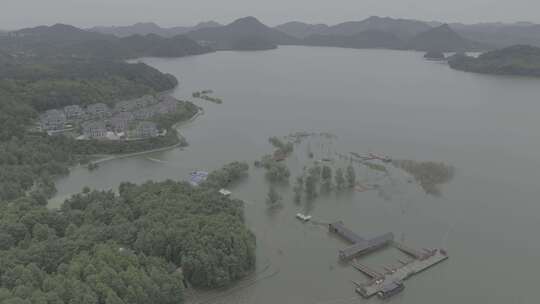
52,46 -> 540,303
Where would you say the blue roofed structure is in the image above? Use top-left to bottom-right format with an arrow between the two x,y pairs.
189,171 -> 208,186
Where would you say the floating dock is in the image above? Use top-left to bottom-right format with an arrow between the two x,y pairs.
354,244 -> 448,299
328,222 -> 448,299
329,222 -> 394,260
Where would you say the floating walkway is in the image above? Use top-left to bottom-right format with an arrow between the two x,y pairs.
327,221 -> 448,299
329,222 -> 394,260
355,246 -> 448,299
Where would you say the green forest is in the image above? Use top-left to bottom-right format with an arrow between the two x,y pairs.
0,59 -> 178,111
0,25 -> 257,304
0,162 -> 255,304
0,57 -> 189,201
449,45 -> 540,76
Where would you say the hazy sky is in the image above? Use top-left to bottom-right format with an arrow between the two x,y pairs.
2,0 -> 538,29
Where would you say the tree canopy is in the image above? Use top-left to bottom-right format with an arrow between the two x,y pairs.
0,163 -> 256,303
0,55 -> 197,201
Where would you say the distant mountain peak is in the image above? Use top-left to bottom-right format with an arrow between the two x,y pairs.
230,16 -> 265,26
22,23 -> 84,34
186,16 -> 298,50
15,23 -> 109,42
407,24 -> 479,52
195,21 -> 222,28
236,16 -> 260,22
133,22 -> 159,26
437,24 -> 452,30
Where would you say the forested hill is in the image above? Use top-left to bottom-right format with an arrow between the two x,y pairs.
0,43 -> 182,201
0,163 -> 255,303
186,16 -> 299,50
1,23 -> 212,59
0,22 -> 211,206
89,21 -> 223,38
0,23 -> 257,304
303,30 -> 404,50
275,17 -> 430,40
406,24 -> 482,52
0,59 -> 178,112
449,45 -> 540,76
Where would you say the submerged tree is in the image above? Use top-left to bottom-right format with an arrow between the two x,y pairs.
266,186 -> 282,209
293,176 -> 304,203
265,162 -> 290,183
308,166 -> 321,182
346,164 -> 356,188
321,165 -> 333,191
305,175 -> 317,200
335,168 -> 345,190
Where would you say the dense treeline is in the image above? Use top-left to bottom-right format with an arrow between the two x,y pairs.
0,24 -> 212,60
0,59 -> 178,111
0,134 -> 77,201
0,162 -> 255,303
0,24 -> 257,304
151,102 -> 199,131
0,53 -> 195,201
449,45 -> 540,76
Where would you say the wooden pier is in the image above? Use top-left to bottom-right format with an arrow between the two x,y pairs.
327,222 -> 448,299
329,222 -> 394,260
394,241 -> 427,260
351,261 -> 384,279
355,245 -> 448,299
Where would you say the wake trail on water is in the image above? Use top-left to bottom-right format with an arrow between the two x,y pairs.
146,157 -> 172,164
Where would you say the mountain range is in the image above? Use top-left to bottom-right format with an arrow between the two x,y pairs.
303,30 -> 404,50
275,17 -> 540,50
92,16 -> 540,52
6,16 -> 540,56
184,16 -> 299,50
405,24 -> 481,52
89,21 -> 222,38
277,16 -> 431,40
1,23 -> 212,59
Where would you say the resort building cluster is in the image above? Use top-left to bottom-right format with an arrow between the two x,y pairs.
38,94 -> 181,140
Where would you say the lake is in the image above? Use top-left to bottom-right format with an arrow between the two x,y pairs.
52,46 -> 540,303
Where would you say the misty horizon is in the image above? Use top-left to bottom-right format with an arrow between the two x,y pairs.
3,15 -> 540,32
1,0 -> 539,30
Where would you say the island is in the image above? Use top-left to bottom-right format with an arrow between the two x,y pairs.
448,45 -> 540,77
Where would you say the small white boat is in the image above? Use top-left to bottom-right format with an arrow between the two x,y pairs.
296,213 -> 312,222
219,189 -> 232,196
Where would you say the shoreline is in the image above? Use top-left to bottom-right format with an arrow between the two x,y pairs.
74,107 -> 205,168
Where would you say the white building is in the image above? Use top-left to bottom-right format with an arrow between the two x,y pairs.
83,121 -> 107,139
133,121 -> 158,138
86,103 -> 110,118
110,112 -> 134,132
40,109 -> 66,131
63,105 -> 85,120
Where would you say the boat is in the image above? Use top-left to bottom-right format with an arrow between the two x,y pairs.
219,189 -> 232,196
296,213 -> 312,222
